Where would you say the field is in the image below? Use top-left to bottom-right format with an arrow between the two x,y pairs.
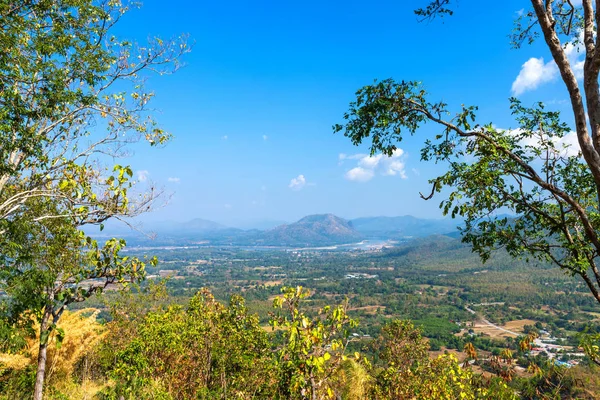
470,319 -> 537,339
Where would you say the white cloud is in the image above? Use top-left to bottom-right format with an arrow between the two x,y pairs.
545,98 -> 568,105
564,33 -> 585,79
168,177 -> 181,183
383,160 -> 407,178
137,170 -> 150,182
289,174 -> 307,191
345,167 -> 375,182
358,154 -> 383,169
555,131 -> 580,157
511,57 -> 558,96
512,30 -> 585,95
504,128 -> 580,157
263,135 -> 268,140
342,148 -> 407,182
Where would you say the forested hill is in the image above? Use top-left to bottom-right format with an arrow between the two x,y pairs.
255,214 -> 362,246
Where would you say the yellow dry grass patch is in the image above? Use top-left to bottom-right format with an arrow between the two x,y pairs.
502,319 -> 537,331
0,308 -> 107,397
429,348 -> 467,363
584,311 -> 600,321
471,319 -> 536,339
471,324 -> 517,339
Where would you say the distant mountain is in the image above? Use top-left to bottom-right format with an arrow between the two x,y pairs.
89,214 -> 465,248
351,215 -> 461,238
255,214 -> 362,246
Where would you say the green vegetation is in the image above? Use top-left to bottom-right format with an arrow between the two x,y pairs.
1,234 -> 586,398
2,0 -> 600,399
0,0 -> 187,397
0,283 -> 522,399
335,0 -> 600,371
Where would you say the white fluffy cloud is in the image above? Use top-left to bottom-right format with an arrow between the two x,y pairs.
511,57 -> 558,96
504,128 -> 580,157
289,174 -> 307,190
137,170 -> 150,182
345,167 -> 375,182
342,149 -> 407,182
558,131 -> 580,156
564,34 -> 585,79
512,30 -> 585,95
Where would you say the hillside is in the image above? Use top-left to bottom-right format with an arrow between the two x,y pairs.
254,214 -> 363,246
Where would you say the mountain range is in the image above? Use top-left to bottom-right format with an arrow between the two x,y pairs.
91,214 -> 462,247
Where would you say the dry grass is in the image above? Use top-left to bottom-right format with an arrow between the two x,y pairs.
428,348 -> 467,363
0,309 -> 107,398
471,319 -> 536,339
471,325 -> 517,339
503,319 -> 536,331
251,266 -> 282,271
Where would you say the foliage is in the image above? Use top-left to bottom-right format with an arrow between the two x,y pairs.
0,0 -> 188,397
334,0 -> 600,367
95,287 -> 522,400
101,289 -> 276,399
0,0 -> 188,229
371,320 -> 517,399
270,286 -> 359,399
518,361 -> 587,400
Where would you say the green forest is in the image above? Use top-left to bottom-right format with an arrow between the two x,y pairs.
4,0 -> 600,399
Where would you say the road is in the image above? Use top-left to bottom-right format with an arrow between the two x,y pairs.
465,306 -> 520,337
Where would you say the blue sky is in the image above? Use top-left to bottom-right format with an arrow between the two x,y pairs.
115,0 -> 581,227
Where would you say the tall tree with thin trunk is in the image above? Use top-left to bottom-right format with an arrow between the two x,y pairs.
335,0 -> 600,363
1,199 -> 155,399
0,0 -> 188,398
0,0 -> 189,231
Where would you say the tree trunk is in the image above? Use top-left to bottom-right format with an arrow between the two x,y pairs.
33,311 -> 51,400
310,375 -> 317,400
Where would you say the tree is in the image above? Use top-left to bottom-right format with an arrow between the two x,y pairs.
0,0 -> 188,230
1,199 -> 156,399
0,0 -> 188,398
105,289 -> 276,399
371,320 -> 517,399
270,286 -> 358,400
334,0 -> 600,308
